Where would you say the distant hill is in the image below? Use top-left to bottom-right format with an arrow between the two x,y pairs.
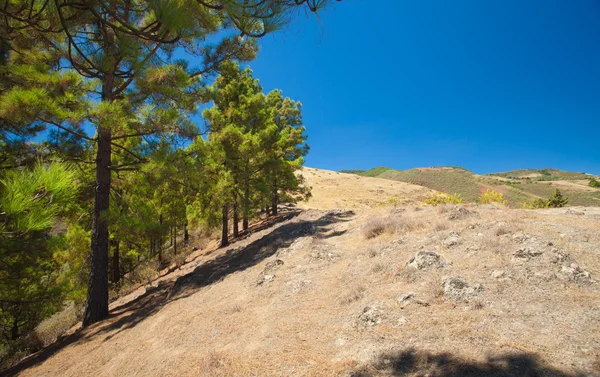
343,166 -> 600,207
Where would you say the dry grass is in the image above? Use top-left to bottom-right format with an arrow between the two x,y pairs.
299,167 -> 436,210
35,302 -> 80,347
9,170 -> 600,377
339,285 -> 366,305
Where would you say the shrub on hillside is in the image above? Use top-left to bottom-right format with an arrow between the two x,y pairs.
589,178 -> 600,188
35,302 -> 80,347
477,189 -> 507,205
424,193 -> 463,206
547,189 -> 568,208
523,198 -> 548,209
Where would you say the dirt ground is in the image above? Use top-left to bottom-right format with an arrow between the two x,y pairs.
4,169 -> 600,377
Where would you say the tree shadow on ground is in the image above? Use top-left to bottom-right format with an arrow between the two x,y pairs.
1,208 -> 355,377
349,348 -> 593,377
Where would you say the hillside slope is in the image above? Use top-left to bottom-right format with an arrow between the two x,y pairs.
346,166 -> 600,207
4,168 -> 600,377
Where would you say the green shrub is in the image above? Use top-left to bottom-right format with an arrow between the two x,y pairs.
547,189 -> 568,208
424,193 -> 463,206
589,178 -> 600,188
478,189 -> 506,205
523,198 -> 548,209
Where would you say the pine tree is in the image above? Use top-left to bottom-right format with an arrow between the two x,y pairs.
547,189 -> 568,208
0,0 -> 331,325
0,163 -> 78,341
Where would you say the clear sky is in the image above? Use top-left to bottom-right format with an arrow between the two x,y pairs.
244,0 -> 600,175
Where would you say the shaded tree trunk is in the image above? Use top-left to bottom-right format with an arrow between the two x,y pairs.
83,14 -> 118,327
83,125 -> 112,327
183,222 -> 189,244
112,240 -> 120,285
11,319 -> 19,340
158,214 -> 163,263
243,179 -> 250,231
271,177 -> 278,216
233,203 -> 239,238
221,204 -> 229,247
173,224 -> 177,255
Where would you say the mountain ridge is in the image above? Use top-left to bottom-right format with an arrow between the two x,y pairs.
340,166 -> 600,207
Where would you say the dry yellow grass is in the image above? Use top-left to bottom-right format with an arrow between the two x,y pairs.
6,169 -> 600,377
298,167 -> 436,210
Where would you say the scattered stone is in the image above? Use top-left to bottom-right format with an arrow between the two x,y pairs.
288,278 -> 314,293
558,263 -> 594,284
391,238 -> 406,245
407,251 -> 447,270
447,206 -> 477,220
393,315 -> 407,327
566,209 -> 585,216
443,231 -> 461,248
491,270 -> 506,279
263,259 -> 284,273
354,306 -> 385,329
511,232 -> 534,243
442,276 -> 483,302
310,245 -> 341,263
549,248 -> 569,263
256,259 -> 284,285
398,292 -> 416,302
513,247 -> 543,260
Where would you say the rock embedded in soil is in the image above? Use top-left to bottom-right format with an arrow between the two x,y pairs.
408,251 -> 447,270
354,306 -> 386,330
442,276 -> 483,302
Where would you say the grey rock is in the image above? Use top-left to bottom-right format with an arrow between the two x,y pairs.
442,276 -> 483,302
408,251 -> 447,270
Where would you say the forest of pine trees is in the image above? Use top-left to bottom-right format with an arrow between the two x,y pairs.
0,0 -> 328,365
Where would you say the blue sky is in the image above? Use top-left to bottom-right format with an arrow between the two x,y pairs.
244,0 -> 600,175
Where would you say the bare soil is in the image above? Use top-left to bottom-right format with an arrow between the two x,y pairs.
4,169 -> 600,377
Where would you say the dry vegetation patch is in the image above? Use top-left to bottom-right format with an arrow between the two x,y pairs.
7,170 -> 600,377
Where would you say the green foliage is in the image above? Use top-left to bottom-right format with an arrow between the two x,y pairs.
589,178 -> 600,188
360,166 -> 392,177
546,189 -> 568,208
523,198 -> 548,209
0,163 -> 78,345
478,189 -> 507,205
424,193 -> 463,206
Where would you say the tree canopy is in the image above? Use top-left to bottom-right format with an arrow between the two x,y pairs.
0,0 -> 327,365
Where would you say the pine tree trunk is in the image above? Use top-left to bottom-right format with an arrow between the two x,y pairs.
83,125 -> 112,327
271,177 -> 278,216
233,204 -> 239,238
83,12 -> 118,328
183,222 -> 189,244
243,179 -> 250,231
113,240 -> 120,285
11,319 -> 18,340
221,204 -> 229,247
173,224 -> 177,255
158,214 -> 163,263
